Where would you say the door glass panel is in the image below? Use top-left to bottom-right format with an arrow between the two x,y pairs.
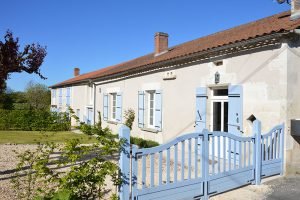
213,102 -> 221,131
224,102 -> 228,132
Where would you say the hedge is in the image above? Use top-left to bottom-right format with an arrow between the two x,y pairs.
0,109 -> 71,131
130,136 -> 159,148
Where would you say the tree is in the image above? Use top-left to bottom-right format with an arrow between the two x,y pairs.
0,30 -> 47,93
0,90 -> 14,110
25,81 -> 50,110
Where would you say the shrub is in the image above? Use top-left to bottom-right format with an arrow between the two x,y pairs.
124,108 -> 135,130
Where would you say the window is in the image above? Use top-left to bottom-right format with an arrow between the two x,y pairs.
87,108 -> 93,125
147,91 -> 155,128
87,85 -> 93,105
59,88 -> 62,106
66,87 -> 71,106
213,89 -> 228,96
111,93 -> 117,120
51,89 -> 56,105
103,92 -> 122,123
138,90 -> 162,131
52,89 -> 56,98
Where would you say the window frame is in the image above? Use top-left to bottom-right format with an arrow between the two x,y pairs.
59,88 -> 62,106
146,90 -> 156,129
87,85 -> 93,105
210,88 -> 228,132
51,89 -> 56,105
66,87 -> 71,106
110,93 -> 117,121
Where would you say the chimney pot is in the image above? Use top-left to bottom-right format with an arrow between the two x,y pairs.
74,68 -> 80,76
155,32 -> 169,55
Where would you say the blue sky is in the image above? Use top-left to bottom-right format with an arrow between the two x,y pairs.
0,0 -> 290,91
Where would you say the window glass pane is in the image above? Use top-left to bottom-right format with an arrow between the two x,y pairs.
213,89 -> 228,96
150,93 -> 154,100
150,117 -> 153,125
213,102 -> 221,131
150,100 -> 153,108
224,102 -> 228,132
148,92 -> 155,126
111,93 -> 116,119
113,108 -> 116,119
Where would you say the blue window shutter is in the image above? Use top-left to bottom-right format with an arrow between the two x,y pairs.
195,87 -> 207,132
89,109 -> 94,125
228,85 -> 243,135
138,91 -> 145,128
155,90 -> 162,131
66,88 -> 70,106
116,92 -> 122,123
52,89 -> 56,98
59,88 -> 62,105
103,93 -> 109,121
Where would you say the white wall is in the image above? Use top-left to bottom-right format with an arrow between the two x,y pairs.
286,38 -> 300,173
89,44 -> 288,145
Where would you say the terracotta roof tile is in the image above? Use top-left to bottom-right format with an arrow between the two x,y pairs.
51,11 -> 300,88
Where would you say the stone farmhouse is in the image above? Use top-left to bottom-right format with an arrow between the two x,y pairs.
50,11 -> 300,173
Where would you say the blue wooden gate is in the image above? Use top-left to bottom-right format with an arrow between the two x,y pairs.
119,120 -> 284,200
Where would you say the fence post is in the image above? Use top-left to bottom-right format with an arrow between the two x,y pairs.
131,144 -> 138,200
202,129 -> 209,200
119,125 -> 131,200
253,120 -> 262,185
280,124 -> 285,176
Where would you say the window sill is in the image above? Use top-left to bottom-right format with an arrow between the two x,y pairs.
107,120 -> 118,125
141,127 -> 158,133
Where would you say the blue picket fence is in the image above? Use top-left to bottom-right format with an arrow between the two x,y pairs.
118,120 -> 284,200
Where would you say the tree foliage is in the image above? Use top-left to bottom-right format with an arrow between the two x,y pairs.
0,91 -> 14,109
25,81 -> 51,110
0,30 -> 47,93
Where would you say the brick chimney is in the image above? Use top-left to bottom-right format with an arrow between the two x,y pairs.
74,68 -> 80,76
155,32 -> 169,55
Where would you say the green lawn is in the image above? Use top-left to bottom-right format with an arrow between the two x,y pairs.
0,131 -> 97,144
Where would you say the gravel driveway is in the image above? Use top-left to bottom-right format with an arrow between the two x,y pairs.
0,144 -> 116,200
0,144 -> 38,200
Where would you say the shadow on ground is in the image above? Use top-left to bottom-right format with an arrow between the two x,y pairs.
265,175 -> 300,200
